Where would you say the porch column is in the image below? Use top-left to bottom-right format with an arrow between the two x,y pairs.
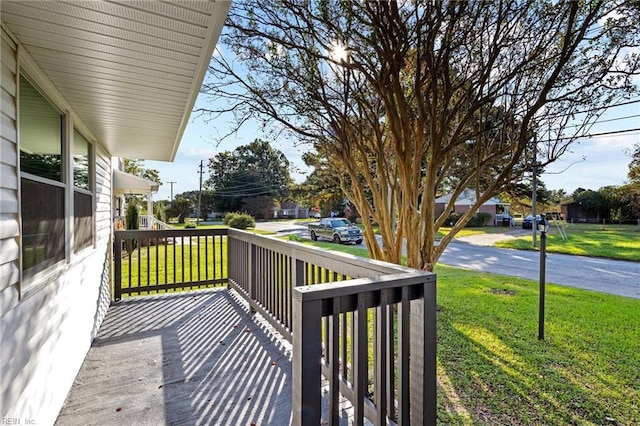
147,190 -> 153,228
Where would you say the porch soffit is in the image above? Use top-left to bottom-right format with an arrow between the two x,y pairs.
1,0 -> 230,161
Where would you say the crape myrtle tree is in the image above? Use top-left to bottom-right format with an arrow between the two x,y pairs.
199,1 -> 640,271
293,151 -> 352,217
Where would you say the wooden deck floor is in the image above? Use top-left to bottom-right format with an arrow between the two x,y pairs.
55,288 -> 298,425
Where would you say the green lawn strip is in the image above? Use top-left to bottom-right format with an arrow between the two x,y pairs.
121,237 -> 228,295
434,265 -> 639,425
496,224 -> 640,261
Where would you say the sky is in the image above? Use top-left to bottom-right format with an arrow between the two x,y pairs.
144,6 -> 640,204
146,97 -> 639,203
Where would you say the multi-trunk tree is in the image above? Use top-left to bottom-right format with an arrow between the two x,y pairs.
200,1 -> 639,270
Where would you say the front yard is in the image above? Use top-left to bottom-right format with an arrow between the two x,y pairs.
496,223 -> 640,262
290,235 -> 639,425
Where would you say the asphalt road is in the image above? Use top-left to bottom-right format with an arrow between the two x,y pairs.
255,221 -> 640,299
440,241 -> 640,299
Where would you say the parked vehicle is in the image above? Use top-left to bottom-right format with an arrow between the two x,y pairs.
308,217 -> 363,244
522,214 -> 542,229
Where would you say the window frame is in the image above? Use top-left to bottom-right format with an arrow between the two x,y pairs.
18,71 -> 97,293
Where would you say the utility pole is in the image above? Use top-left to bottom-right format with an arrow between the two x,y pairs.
166,181 -> 177,203
197,160 -> 204,226
532,133 -> 538,248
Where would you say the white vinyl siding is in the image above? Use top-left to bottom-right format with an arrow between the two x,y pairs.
1,26 -> 112,424
0,31 -> 20,312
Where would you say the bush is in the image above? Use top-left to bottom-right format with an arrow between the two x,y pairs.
124,201 -> 139,254
224,212 -> 255,229
446,212 -> 462,227
223,212 -> 237,226
184,219 -> 197,229
125,201 -> 139,230
477,212 -> 492,226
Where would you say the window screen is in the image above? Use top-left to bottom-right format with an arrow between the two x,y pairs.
74,191 -> 93,252
21,179 -> 65,273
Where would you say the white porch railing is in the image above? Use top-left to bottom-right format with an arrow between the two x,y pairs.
114,216 -> 173,230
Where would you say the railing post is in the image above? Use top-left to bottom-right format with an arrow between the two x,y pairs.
249,242 -> 258,312
410,281 -> 437,425
291,258 -> 305,288
292,288 -> 322,426
114,231 -> 122,301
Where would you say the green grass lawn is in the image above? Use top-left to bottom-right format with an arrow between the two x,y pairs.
120,237 -> 228,293
435,265 -> 639,425
497,223 -> 640,261
289,237 -> 639,424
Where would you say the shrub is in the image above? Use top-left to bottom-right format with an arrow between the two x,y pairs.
123,201 -> 139,254
446,212 -> 462,227
125,201 -> 139,230
225,212 -> 255,229
184,219 -> 197,229
466,215 -> 483,227
223,212 -> 237,226
477,212 -> 492,226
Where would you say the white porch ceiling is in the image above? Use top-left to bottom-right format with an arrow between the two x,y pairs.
1,0 -> 229,161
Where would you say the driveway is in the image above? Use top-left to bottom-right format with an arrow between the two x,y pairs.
254,221 -> 640,299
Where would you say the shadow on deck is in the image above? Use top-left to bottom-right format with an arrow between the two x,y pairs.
56,288 -> 295,425
61,229 -> 436,425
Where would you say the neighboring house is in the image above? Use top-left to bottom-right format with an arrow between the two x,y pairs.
560,201 -> 606,223
273,202 -> 310,219
0,2 -> 229,424
435,188 -> 511,226
112,162 -> 163,229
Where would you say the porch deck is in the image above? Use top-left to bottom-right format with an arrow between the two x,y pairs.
56,288 -> 355,425
56,228 -> 436,425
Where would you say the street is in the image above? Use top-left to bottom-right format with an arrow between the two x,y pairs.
254,221 -> 640,299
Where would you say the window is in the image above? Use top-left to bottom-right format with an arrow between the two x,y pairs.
73,129 -> 90,190
19,77 -> 65,275
73,130 -> 93,252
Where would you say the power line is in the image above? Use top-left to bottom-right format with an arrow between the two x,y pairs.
564,114 -> 640,129
538,127 -> 640,143
541,99 -> 640,120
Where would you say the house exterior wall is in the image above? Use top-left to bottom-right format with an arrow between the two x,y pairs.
452,204 -> 496,224
0,27 -> 111,424
477,204 -> 497,225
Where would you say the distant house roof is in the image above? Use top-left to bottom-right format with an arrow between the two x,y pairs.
435,188 -> 508,206
281,202 -> 300,210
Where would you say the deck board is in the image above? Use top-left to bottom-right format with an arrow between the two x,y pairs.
55,288 -> 296,426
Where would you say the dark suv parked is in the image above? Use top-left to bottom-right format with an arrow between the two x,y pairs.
522,215 -> 542,229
